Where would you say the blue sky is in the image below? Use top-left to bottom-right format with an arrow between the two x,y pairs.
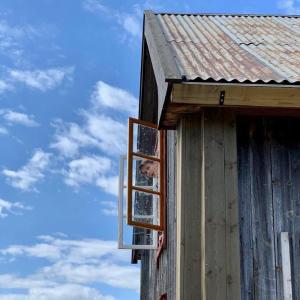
0,0 -> 297,299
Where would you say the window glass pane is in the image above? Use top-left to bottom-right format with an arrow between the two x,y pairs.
132,156 -> 160,192
131,190 -> 160,227
118,155 -> 158,249
132,123 -> 160,158
119,180 -> 157,248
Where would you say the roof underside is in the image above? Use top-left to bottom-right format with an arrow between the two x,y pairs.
154,13 -> 300,84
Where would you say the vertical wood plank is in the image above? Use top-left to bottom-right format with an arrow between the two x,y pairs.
167,130 -> 177,300
250,118 -> 277,299
237,117 -> 254,300
269,118 -> 293,300
281,232 -> 293,300
176,115 -> 202,300
223,111 -> 241,300
203,109 -> 227,299
288,118 -> 300,300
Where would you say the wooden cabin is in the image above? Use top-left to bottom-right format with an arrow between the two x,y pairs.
118,12 -> 300,300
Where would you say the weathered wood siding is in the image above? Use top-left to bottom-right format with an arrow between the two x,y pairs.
140,130 -> 177,300
238,116 -> 300,299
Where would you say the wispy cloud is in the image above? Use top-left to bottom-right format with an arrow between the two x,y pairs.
278,0 -> 300,13
9,67 -> 74,92
64,155 -> 111,188
96,176 -> 118,196
82,0 -> 141,39
0,198 -> 31,218
2,149 -> 51,191
50,121 -> 101,158
82,0 -> 110,14
63,156 -> 118,195
0,235 -> 139,298
50,81 -> 134,194
0,126 -> 8,135
91,81 -> 138,115
0,284 -> 116,300
0,80 -> 13,94
84,113 -> 127,155
100,200 -> 118,216
0,109 -> 39,127
0,20 -> 39,65
51,84 -> 130,158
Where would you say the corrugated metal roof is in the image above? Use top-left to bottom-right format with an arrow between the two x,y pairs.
154,13 -> 300,84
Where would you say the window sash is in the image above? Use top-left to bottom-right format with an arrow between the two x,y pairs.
127,117 -> 165,231
118,155 -> 158,250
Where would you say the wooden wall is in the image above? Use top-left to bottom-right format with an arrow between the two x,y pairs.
175,109 -> 241,300
238,116 -> 300,299
140,130 -> 177,300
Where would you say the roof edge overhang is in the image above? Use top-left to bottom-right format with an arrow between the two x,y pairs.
151,12 -> 300,18
140,11 -> 300,128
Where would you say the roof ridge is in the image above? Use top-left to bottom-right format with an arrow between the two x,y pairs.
152,12 -> 300,18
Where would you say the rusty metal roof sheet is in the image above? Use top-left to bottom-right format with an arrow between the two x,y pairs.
151,13 -> 300,84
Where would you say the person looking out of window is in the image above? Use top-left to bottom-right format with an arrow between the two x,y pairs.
139,160 -> 159,179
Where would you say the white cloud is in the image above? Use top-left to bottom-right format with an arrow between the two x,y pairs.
9,67 -> 74,92
100,200 -> 118,216
0,126 -> 8,135
2,149 -> 51,191
121,15 -> 140,37
50,121 -> 101,158
278,0 -> 300,13
96,176 -> 118,196
0,80 -> 13,94
64,155 -> 112,188
85,113 -> 127,155
51,114 -> 127,158
0,236 -> 139,296
0,110 -> 39,127
0,198 -> 31,218
91,81 -> 137,115
82,0 -> 142,39
50,81 -> 132,193
82,0 -> 110,14
0,284 -> 116,300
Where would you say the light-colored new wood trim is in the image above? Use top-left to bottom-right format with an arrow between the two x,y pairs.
223,111 -> 241,300
281,232 -> 293,300
172,83 -> 300,108
176,109 -> 241,300
202,109 -> 241,299
176,116 -> 203,300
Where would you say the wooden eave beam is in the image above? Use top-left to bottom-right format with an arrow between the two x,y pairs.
171,82 -> 300,108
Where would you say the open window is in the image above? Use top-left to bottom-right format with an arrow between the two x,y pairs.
118,154 -> 158,250
127,118 -> 165,231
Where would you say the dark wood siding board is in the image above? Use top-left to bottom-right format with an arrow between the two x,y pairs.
286,119 -> 300,299
250,118 -> 277,299
237,118 -> 254,300
269,119 -> 293,299
237,117 -> 300,299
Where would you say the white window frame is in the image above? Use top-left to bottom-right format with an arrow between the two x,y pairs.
118,155 -> 158,250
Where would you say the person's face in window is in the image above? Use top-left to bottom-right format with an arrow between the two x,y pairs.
141,161 -> 158,178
